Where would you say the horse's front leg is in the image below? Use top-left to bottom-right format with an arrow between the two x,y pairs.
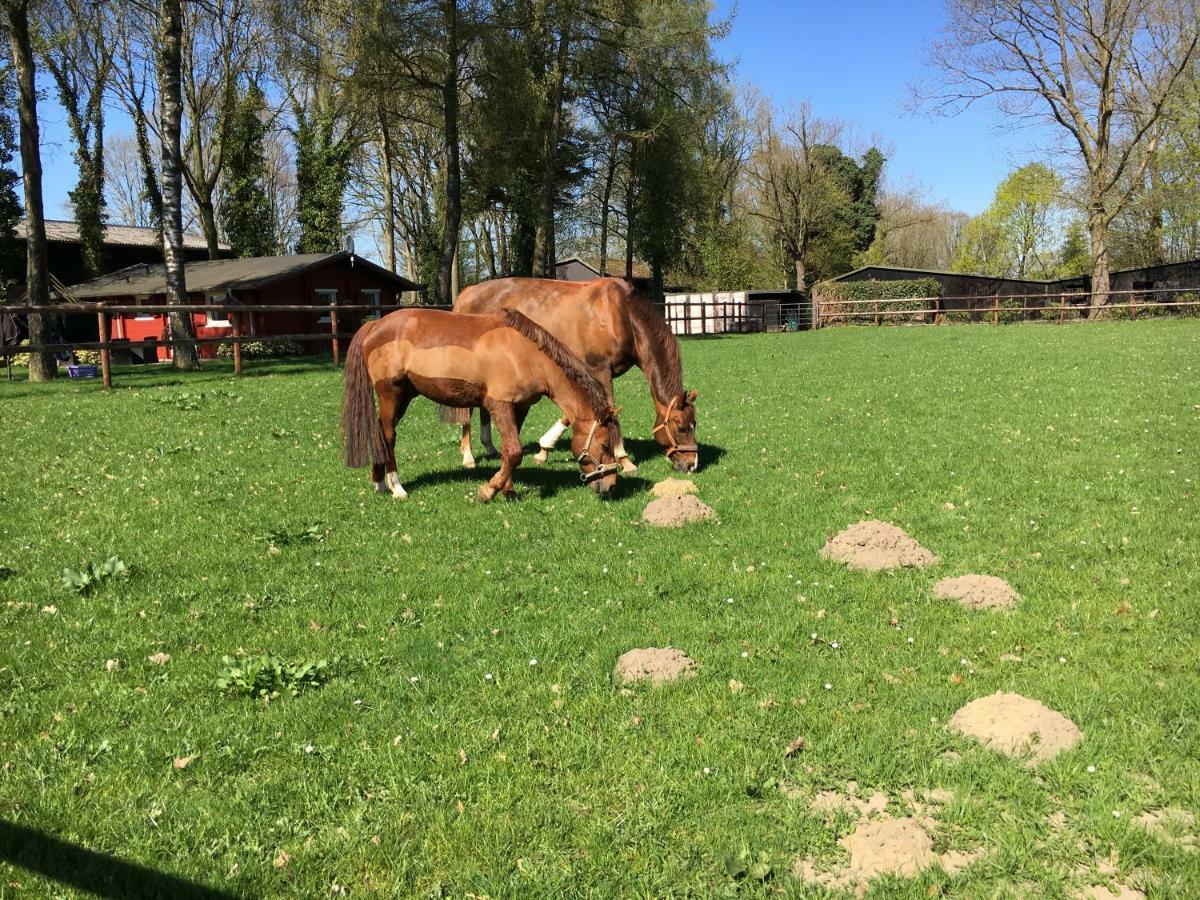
533,416 -> 568,465
477,401 -> 521,503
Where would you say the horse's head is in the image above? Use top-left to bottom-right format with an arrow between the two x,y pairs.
654,389 -> 699,473
572,409 -> 622,495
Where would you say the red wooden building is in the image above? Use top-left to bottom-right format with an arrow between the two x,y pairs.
67,252 -> 421,362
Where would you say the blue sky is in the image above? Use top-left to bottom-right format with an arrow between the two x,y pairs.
36,0 -> 1049,223
714,0 -> 1049,213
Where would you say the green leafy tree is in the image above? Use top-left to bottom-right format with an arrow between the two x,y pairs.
954,163 -> 1064,279
219,82 -> 272,257
38,0 -> 112,279
295,103 -> 353,253
0,50 -> 21,298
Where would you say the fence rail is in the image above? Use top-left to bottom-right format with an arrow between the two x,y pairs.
812,286 -> 1200,328
2,301 -> 449,388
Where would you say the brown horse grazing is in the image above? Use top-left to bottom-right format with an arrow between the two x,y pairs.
451,277 -> 700,473
342,308 -> 622,501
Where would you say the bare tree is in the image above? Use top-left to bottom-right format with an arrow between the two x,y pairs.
105,132 -> 155,227
923,0 -> 1200,309
158,0 -> 198,371
179,0 -> 259,258
5,0 -> 53,380
745,101 -> 847,288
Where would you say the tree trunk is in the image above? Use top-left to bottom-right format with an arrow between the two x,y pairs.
132,99 -> 164,236
379,109 -> 397,273
8,0 -> 54,380
624,144 -> 636,279
480,214 -> 497,279
436,0 -> 461,306
598,137 -> 617,275
532,27 -> 570,278
197,196 -> 220,260
1087,207 -> 1111,314
793,255 -> 806,291
158,0 -> 198,370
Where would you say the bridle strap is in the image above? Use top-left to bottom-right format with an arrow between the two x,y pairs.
576,419 -> 619,483
652,395 -> 698,458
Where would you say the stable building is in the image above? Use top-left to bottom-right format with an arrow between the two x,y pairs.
67,252 -> 420,363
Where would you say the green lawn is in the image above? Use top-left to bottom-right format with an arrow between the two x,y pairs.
1,321 -> 1198,898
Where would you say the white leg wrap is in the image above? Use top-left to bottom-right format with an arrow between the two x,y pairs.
538,418 -> 568,451
384,471 -> 407,499
373,480 -> 388,493
462,449 -> 476,468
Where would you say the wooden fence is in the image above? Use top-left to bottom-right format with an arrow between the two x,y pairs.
1,300 -> 449,388
812,286 -> 1200,328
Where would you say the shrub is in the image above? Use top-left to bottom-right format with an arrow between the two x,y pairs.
60,555 -> 129,594
216,339 -> 306,360
813,278 -> 941,326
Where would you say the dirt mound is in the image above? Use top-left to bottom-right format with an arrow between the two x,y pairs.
613,647 -> 697,685
795,785 -> 982,891
1132,807 -> 1197,850
819,520 -> 939,571
934,574 -> 1020,611
1081,885 -> 1146,900
642,494 -> 716,528
948,691 -> 1082,765
650,478 -> 699,498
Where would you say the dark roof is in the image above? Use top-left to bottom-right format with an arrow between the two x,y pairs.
17,218 -> 222,252
557,256 -> 653,279
67,252 -> 421,299
830,264 -> 1048,284
832,259 -> 1200,284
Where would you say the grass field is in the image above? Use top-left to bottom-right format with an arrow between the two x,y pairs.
2,320 -> 1198,898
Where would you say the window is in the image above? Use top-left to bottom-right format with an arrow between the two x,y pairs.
134,296 -> 155,319
316,289 -> 338,324
362,289 -> 381,319
206,294 -> 231,326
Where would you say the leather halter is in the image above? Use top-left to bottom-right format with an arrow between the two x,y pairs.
576,419 -> 621,483
652,395 -> 699,458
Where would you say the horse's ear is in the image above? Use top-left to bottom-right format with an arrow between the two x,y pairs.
686,389 -> 699,403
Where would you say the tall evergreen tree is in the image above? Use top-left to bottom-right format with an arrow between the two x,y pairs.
220,81 -> 272,257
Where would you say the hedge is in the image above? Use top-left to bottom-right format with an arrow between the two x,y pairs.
813,278 -> 942,326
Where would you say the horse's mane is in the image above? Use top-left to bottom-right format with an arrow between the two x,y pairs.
501,309 -> 611,418
621,281 -> 684,400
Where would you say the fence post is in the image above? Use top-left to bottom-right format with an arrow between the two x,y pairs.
96,311 -> 112,390
1058,293 -> 1065,323
993,295 -> 1000,326
1130,294 -> 1137,320
874,300 -> 881,326
231,310 -> 243,376
330,302 -> 340,367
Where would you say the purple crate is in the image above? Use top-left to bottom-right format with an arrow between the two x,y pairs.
67,365 -> 99,379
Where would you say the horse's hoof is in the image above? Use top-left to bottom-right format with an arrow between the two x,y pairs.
462,457 -> 476,469
619,457 -> 638,474
533,449 -> 549,465
477,485 -> 497,503
502,487 -> 517,501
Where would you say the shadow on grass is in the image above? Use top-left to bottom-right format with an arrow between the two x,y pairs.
394,443 -> 652,500
618,437 -> 727,471
0,820 -> 241,899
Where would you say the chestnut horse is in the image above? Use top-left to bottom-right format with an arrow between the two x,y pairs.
451,277 -> 699,473
342,308 -> 622,501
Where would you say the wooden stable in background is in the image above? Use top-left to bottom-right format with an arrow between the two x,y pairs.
67,252 -> 421,363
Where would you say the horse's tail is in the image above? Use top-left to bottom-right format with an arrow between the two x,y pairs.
437,404 -> 470,425
341,323 -> 388,468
